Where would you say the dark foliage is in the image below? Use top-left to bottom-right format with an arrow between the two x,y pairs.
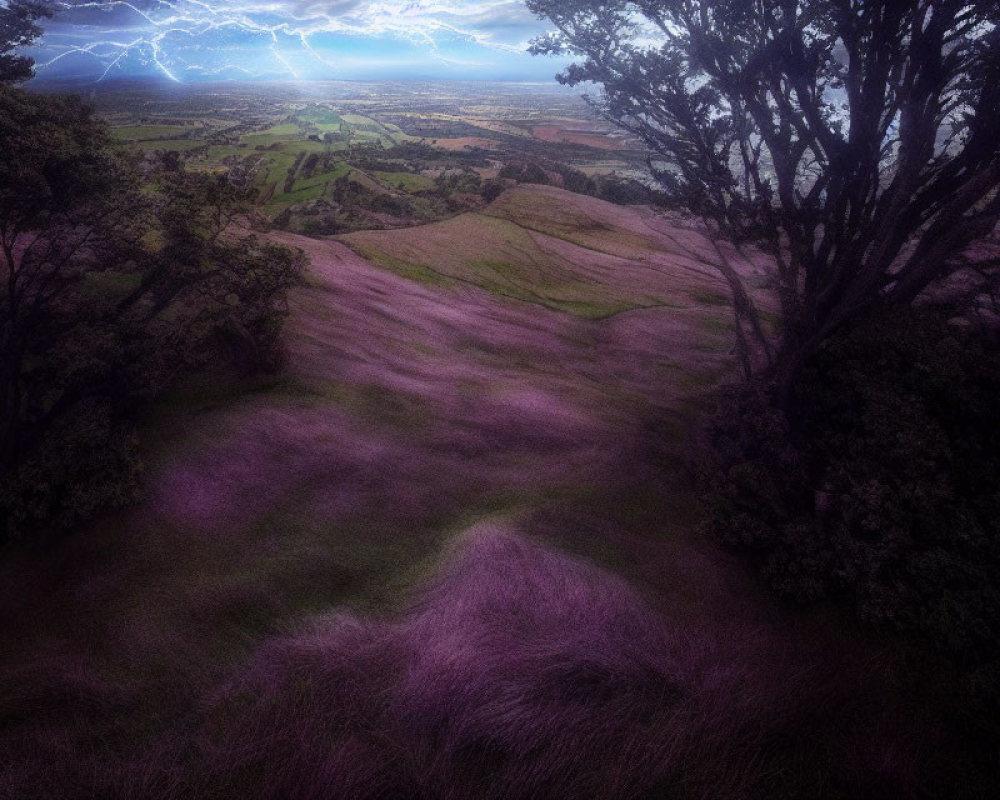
283,151 -> 306,194
0,88 -> 305,544
0,0 -> 49,83
381,141 -> 489,169
350,156 -> 416,174
700,309 -> 1000,707
299,152 -> 321,181
433,167 -> 481,195
480,179 -> 505,203
368,192 -> 413,218
528,0 -> 1000,397
551,163 -> 596,195
498,162 -> 550,186
430,168 -> 481,212
593,176 -> 662,206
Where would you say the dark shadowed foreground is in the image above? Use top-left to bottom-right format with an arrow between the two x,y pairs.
193,523 -> 948,800
0,188 -> 985,798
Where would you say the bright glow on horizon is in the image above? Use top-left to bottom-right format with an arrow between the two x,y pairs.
27,0 -> 569,82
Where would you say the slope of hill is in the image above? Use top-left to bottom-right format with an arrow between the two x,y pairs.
340,185 -> 763,320
0,187 -> 956,798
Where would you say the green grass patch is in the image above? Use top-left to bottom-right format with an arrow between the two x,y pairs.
314,382 -> 430,431
340,238 -> 455,286
298,107 -> 342,126
262,123 -> 300,135
200,144 -> 250,161
341,113 -> 378,126
372,171 -> 434,191
698,313 -> 736,334
280,181 -> 328,204
341,213 -> 659,318
351,130 -> 388,144
486,188 -> 661,257
112,124 -> 192,140
545,298 -> 637,319
243,132 -> 303,148
380,123 -> 421,143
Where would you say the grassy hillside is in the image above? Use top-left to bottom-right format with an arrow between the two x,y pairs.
0,187 -> 979,798
340,186 -> 744,322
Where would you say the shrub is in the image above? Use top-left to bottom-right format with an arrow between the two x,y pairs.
498,162 -> 550,185
556,165 -> 596,195
594,176 -> 661,205
700,309 -> 1000,706
0,400 -> 142,542
481,179 -> 505,203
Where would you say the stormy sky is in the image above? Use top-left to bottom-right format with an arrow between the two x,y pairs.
28,0 -> 570,82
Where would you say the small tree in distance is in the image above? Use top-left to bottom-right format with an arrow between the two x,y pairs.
528,0 -> 1000,404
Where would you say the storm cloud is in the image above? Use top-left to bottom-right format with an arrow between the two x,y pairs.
30,0 -> 566,82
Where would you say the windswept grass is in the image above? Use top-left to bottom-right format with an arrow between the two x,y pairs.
112,124 -> 193,140
340,212 -> 665,318
1,185 -> 979,800
178,525 -> 946,800
485,186 -> 663,258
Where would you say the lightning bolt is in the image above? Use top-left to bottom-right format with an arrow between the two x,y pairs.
36,1 -> 531,82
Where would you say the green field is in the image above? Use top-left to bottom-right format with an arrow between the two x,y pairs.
373,171 -> 434,191
99,99 -> 643,236
260,122 -> 300,135
298,106 -> 342,126
486,188 -> 663,258
340,113 -> 377,126
119,138 -> 207,153
112,124 -> 195,140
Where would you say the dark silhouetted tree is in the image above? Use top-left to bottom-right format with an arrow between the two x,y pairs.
0,89 -> 305,543
0,0 -> 50,83
529,0 -> 1000,402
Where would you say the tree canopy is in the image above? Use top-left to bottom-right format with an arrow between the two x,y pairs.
0,0 -> 50,83
529,0 -> 1000,398
0,7 -> 309,543
0,89 -> 305,542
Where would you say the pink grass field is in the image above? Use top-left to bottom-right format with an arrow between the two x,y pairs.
0,187 -> 975,798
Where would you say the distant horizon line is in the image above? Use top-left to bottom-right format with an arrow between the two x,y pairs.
28,76 -> 577,88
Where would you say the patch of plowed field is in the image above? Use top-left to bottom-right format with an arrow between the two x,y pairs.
532,122 -> 630,150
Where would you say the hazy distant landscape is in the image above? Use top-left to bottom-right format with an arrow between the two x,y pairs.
75,79 -> 653,237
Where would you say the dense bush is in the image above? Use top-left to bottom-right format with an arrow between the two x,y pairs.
481,179 -> 505,203
382,142 -> 489,169
368,192 -> 414,217
700,309 -> 1000,705
498,162 -> 551,185
433,167 -> 481,195
594,176 -> 665,205
552,164 -> 596,195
